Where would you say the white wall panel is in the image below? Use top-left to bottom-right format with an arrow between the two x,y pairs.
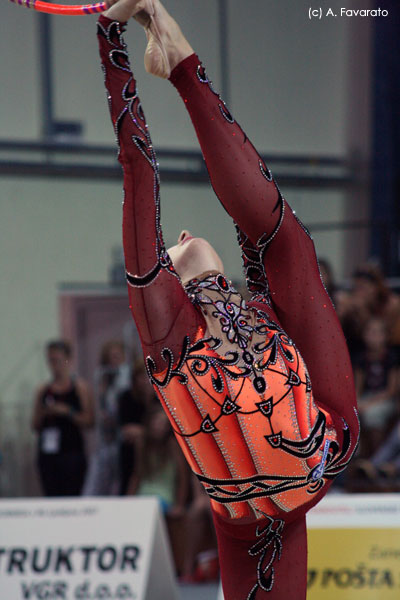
1,4 -> 40,139
52,0 -> 220,147
228,0 -> 350,156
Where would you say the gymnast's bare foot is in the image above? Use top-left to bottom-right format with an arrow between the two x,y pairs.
104,0 -> 193,79
134,0 -> 194,78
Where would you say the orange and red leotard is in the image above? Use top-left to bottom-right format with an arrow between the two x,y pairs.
97,16 -> 359,599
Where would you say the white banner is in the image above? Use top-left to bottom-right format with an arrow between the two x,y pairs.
307,492 -> 400,528
0,496 -> 179,600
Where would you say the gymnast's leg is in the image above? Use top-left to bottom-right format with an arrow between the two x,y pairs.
160,5 -> 359,442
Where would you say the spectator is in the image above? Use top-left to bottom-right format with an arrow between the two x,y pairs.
180,476 -> 218,583
118,359 -> 149,495
83,340 -> 131,496
353,318 -> 399,457
134,407 -> 189,516
355,421 -> 400,483
31,340 -> 94,496
337,263 -> 400,359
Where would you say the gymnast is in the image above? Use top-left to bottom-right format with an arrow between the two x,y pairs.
97,1 -> 360,597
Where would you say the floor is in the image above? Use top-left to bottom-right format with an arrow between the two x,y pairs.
179,583 -> 219,600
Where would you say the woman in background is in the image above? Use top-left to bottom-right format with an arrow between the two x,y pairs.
84,340 -> 130,495
180,476 -> 218,583
32,340 -> 94,496
134,407 -> 189,516
354,318 -> 399,457
118,360 -> 150,495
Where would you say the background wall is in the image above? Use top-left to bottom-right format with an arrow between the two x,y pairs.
0,0 -> 373,495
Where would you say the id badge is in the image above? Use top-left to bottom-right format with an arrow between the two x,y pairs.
41,428 -> 61,454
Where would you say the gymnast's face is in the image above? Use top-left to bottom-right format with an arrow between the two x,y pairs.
168,230 -> 224,284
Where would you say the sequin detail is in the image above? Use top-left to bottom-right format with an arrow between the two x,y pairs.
247,515 -> 284,599
145,273 -> 356,513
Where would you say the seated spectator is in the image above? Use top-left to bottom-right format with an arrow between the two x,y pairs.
180,476 -> 218,583
31,340 -> 94,496
84,340 -> 130,496
118,359 -> 149,495
353,318 -> 399,457
337,263 -> 400,360
355,421 -> 400,482
134,407 -> 189,516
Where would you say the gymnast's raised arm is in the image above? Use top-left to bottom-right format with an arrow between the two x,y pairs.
97,7 -> 207,367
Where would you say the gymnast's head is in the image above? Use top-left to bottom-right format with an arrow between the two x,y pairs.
168,230 -> 224,284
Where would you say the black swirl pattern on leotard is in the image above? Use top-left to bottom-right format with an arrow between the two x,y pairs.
146,273 -> 358,493
98,19 -> 179,289
247,514 -> 284,599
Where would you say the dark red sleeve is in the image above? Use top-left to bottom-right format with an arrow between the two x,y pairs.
97,16 -> 204,368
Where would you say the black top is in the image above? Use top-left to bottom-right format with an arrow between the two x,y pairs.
38,381 -> 84,455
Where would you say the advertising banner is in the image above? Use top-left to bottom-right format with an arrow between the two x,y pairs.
0,496 -> 179,600
307,493 -> 400,599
